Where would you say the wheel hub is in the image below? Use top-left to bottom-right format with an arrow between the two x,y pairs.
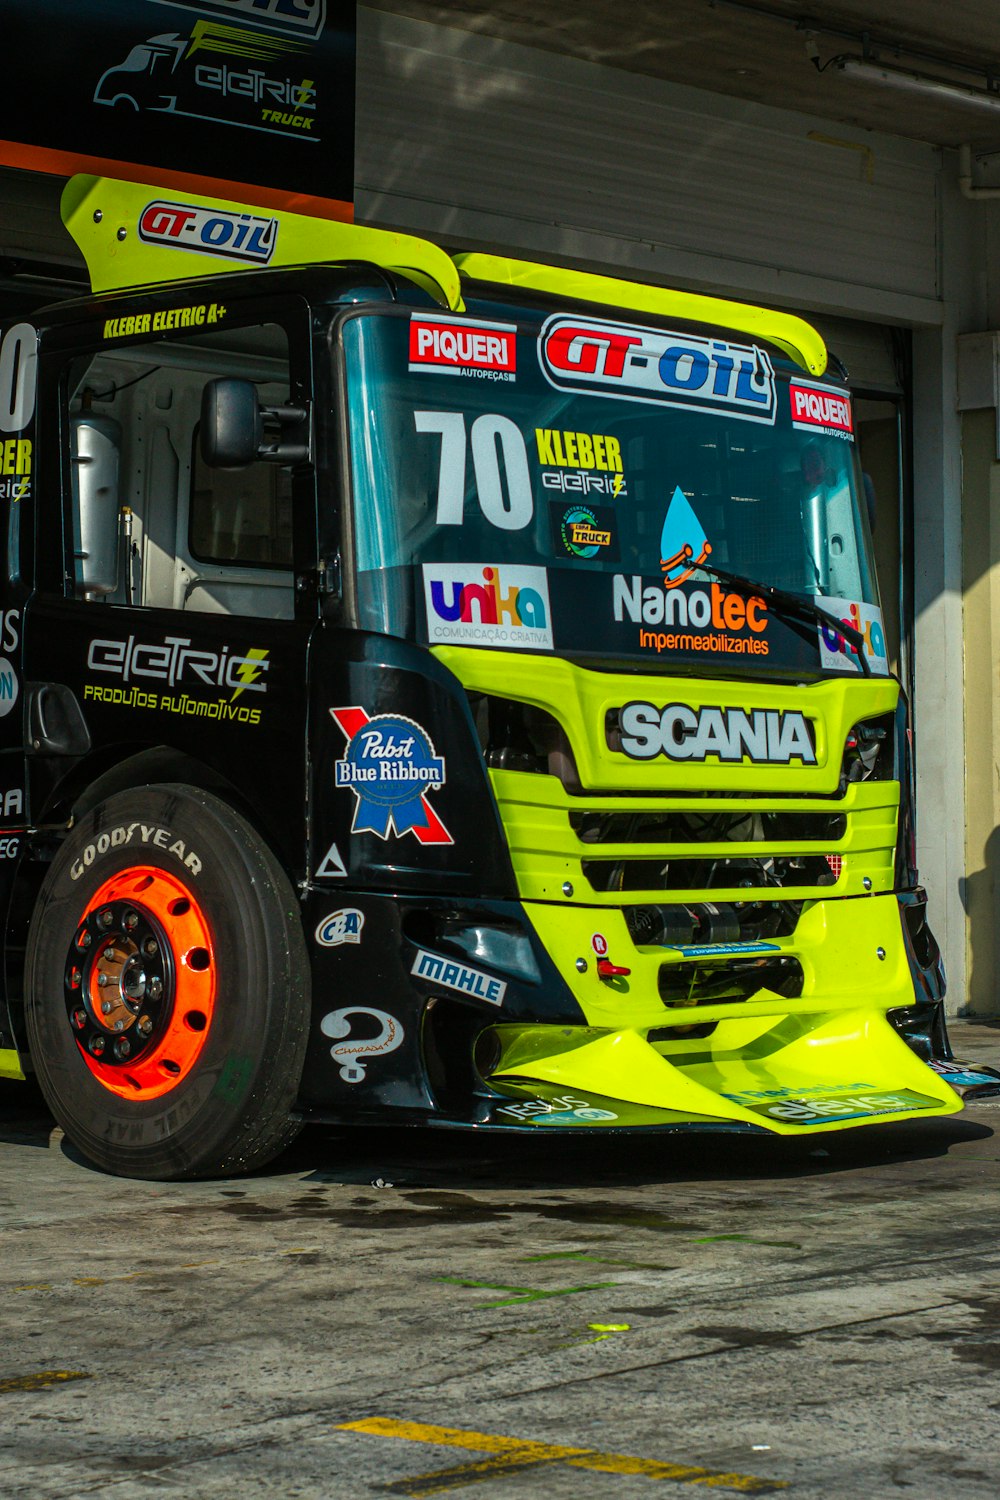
65,901 -> 170,1066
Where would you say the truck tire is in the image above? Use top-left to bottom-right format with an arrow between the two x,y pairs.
24,784 -> 310,1180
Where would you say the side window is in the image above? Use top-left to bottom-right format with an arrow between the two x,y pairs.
65,319 -> 297,620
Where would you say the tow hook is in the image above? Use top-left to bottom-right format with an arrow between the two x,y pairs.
597,958 -> 631,981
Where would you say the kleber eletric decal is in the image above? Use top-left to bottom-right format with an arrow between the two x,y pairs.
102,302 -> 227,339
422,563 -> 552,649
538,314 -> 776,423
409,315 -> 516,381
615,702 -> 817,765
790,381 -> 854,440
411,949 -> 507,1005
330,707 -> 453,845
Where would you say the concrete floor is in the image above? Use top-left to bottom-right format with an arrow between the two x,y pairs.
2,1018 -> 1000,1500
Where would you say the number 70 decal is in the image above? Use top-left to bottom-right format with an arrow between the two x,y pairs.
414,411 -> 533,530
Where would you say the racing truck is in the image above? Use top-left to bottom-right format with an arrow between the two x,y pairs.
0,174 -> 993,1179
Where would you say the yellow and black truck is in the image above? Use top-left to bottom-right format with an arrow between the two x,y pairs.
0,174 -> 993,1178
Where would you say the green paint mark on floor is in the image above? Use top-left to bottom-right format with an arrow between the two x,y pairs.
436,1277 -> 617,1309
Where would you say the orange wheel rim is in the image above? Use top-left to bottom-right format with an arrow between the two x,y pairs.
64,865 -> 216,1101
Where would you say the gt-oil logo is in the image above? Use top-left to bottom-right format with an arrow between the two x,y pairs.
538,314 -> 776,423
138,201 -> 278,265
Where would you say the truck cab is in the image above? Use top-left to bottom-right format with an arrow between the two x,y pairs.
0,174 -> 991,1179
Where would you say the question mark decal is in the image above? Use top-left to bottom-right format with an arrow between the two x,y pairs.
320,1006 -> 404,1083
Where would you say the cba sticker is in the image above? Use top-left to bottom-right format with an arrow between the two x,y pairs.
330,707 -> 453,845
320,1007 -> 404,1084
315,908 -> 364,947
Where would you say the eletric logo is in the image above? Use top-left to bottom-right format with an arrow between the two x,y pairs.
138,201 -> 278,265
538,315 -> 776,423
422,564 -> 552,649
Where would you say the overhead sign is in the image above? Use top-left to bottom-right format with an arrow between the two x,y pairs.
0,0 -> 356,210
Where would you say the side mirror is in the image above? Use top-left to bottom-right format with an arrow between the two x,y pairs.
863,472 -> 877,533
200,377 -> 311,469
200,378 -> 262,469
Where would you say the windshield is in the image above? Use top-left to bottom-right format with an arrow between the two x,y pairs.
342,307 -> 886,677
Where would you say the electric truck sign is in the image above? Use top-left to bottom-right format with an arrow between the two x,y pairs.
538,315 -> 777,423
615,701 -> 817,765
138,201 -> 278,265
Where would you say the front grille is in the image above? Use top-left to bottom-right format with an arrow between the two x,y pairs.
492,768 -> 898,905
658,955 -> 805,1008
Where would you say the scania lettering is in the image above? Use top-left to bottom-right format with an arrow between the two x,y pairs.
0,173 -> 987,1182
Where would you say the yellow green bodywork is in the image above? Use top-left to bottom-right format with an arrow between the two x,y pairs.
62,176 -> 827,377
436,647 -> 961,1134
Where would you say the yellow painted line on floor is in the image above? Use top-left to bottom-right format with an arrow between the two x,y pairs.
337,1418 -> 787,1493
0,1370 -> 91,1395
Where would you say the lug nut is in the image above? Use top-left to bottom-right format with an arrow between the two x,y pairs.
69,968 -> 82,990
98,909 -> 114,928
101,999 -> 113,1015
72,1009 -> 87,1030
124,912 -> 139,930
103,947 -> 116,961
114,1038 -> 131,1059
97,974 -> 109,988
88,1035 -> 106,1056
144,939 -> 159,957
138,1016 -> 153,1037
148,978 -> 163,1001
113,1019 -> 124,1033
77,931 -> 92,950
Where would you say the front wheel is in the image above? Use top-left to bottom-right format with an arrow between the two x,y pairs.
24,784 -> 310,1179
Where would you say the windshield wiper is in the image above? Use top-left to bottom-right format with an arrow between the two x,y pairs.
694,559 -> 872,677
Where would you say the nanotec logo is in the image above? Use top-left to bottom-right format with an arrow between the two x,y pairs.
409,316 -> 516,379
138,201 -> 278,265
422,564 -> 552,648
538,315 -> 776,423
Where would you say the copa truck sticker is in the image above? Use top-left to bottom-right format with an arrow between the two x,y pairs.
329,707 -> 453,845
411,949 -> 507,1005
538,314 -> 777,423
138,201 -> 278,265
615,701 -> 817,765
815,597 -> 889,675
422,563 -> 552,649
554,503 -> 617,559
790,381 -> 854,440
409,315 -> 517,379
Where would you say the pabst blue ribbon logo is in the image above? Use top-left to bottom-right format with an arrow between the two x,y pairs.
330,707 -> 453,845
138,201 -> 278,265
538,314 -> 776,424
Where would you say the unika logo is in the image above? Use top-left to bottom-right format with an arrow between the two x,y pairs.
422,564 -> 553,649
138,202 -> 278,264
538,315 -> 776,423
816,597 -> 889,675
616,702 -> 817,765
659,486 -> 712,587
